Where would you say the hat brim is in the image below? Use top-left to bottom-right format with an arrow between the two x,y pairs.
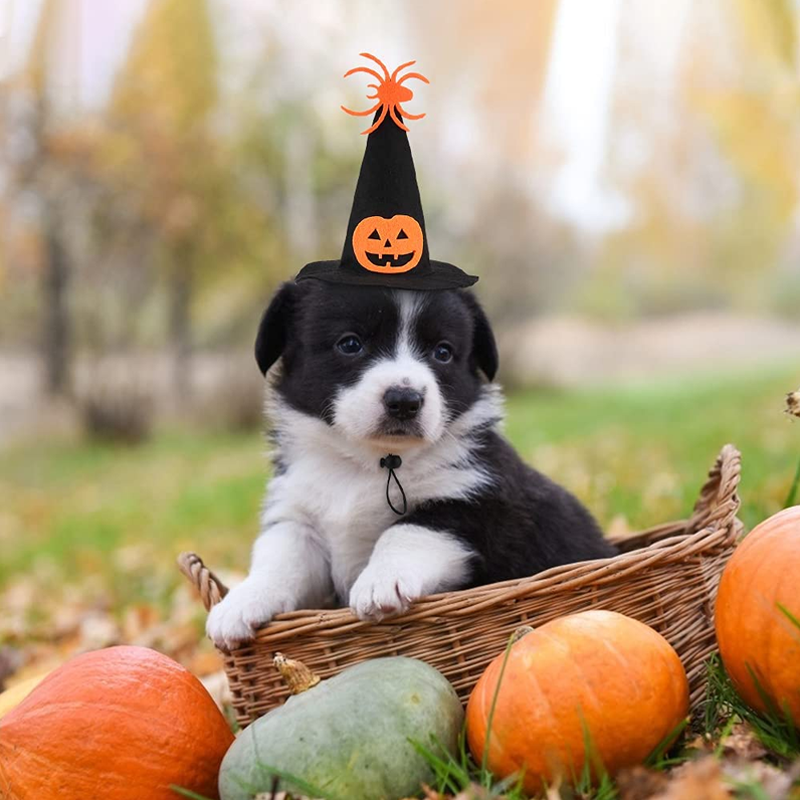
295,260 -> 478,290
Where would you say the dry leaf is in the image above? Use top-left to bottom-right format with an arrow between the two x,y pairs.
187,648 -> 224,676
650,757 -> 731,800
719,722 -> 768,761
607,514 -> 633,539
408,785 -> 501,800
0,647 -> 24,691
199,669 -> 232,711
786,389 -> 800,419
253,794 -> 315,800
121,604 -> 160,641
253,794 -> 316,800
451,786 -> 501,800
544,774 -> 563,800
616,765 -> 670,799
78,611 -> 121,651
722,758 -> 800,800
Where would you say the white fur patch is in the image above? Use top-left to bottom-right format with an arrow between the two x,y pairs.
348,524 -> 475,621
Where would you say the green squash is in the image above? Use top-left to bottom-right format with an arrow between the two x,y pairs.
219,655 -> 464,800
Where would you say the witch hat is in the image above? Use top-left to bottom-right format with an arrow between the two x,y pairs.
296,54 -> 477,290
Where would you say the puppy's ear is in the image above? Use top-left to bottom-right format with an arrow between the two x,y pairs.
462,292 -> 499,381
255,282 -> 299,376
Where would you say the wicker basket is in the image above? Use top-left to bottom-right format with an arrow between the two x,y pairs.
179,444 -> 741,729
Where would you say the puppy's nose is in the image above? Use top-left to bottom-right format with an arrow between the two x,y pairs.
383,387 -> 424,420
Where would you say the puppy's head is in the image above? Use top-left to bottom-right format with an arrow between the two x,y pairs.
255,281 -> 497,450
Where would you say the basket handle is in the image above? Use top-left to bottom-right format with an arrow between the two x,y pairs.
177,552 -> 229,611
687,443 -> 741,536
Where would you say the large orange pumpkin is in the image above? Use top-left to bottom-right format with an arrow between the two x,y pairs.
715,505 -> 800,723
466,610 -> 689,793
0,645 -> 234,800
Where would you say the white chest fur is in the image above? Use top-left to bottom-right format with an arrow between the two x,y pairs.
262,395 -> 499,600
264,455 -> 399,597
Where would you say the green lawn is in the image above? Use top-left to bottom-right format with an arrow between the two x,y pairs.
1,364 -> 798,635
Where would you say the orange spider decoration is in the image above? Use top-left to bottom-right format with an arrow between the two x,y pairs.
341,53 -> 429,135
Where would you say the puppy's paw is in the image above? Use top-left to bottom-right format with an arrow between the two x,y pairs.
349,566 -> 422,623
206,578 -> 291,650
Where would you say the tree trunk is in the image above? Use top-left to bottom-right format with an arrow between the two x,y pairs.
169,261 -> 193,399
42,202 -> 71,396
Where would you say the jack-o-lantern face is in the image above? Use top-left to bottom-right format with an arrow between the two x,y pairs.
352,215 -> 423,274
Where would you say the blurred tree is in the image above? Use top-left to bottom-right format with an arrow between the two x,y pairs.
699,0 -> 798,249
109,0 -> 220,396
683,0 -> 799,310
4,0 -> 89,395
407,0 -> 572,325
462,174 -> 580,323
589,0 -> 800,317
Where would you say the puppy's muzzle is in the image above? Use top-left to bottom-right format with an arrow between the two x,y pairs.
383,387 -> 424,421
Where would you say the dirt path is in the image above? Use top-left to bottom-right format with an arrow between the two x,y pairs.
500,312 -> 800,387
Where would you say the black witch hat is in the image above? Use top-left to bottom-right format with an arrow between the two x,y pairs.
296,54 -> 477,291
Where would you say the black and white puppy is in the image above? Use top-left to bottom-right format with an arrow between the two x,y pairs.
207,281 -> 615,648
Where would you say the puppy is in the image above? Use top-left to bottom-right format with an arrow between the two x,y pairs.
207,281 -> 615,649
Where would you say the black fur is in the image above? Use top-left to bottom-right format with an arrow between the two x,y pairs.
396,430 -> 615,584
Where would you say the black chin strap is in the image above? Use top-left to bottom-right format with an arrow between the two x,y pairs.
379,454 -> 407,515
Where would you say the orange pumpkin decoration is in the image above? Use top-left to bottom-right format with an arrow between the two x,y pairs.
715,505 -> 800,723
0,646 -> 234,800
352,214 -> 423,274
466,610 -> 689,793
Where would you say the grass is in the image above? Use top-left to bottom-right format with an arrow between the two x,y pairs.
0,429 -> 266,615
784,458 -> 800,508
1,363 -> 798,635
704,656 -> 799,760
503,363 -> 800,533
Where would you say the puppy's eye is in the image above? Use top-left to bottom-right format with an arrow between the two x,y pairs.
336,334 -> 363,355
433,342 -> 453,363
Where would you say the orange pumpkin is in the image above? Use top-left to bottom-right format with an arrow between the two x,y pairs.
466,610 -> 689,793
0,645 -> 234,800
715,505 -> 800,723
352,214 -> 423,274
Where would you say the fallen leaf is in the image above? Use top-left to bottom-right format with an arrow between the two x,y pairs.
719,722 -> 768,761
0,647 -> 24,691
722,758 -> 800,800
786,390 -> 800,419
650,757 -> 730,800
607,514 -> 632,539
78,612 -> 121,651
200,669 -> 232,711
187,648 -> 224,676
616,765 -> 670,799
121,604 -> 161,641
544,774 -> 563,799
253,794 -> 315,800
